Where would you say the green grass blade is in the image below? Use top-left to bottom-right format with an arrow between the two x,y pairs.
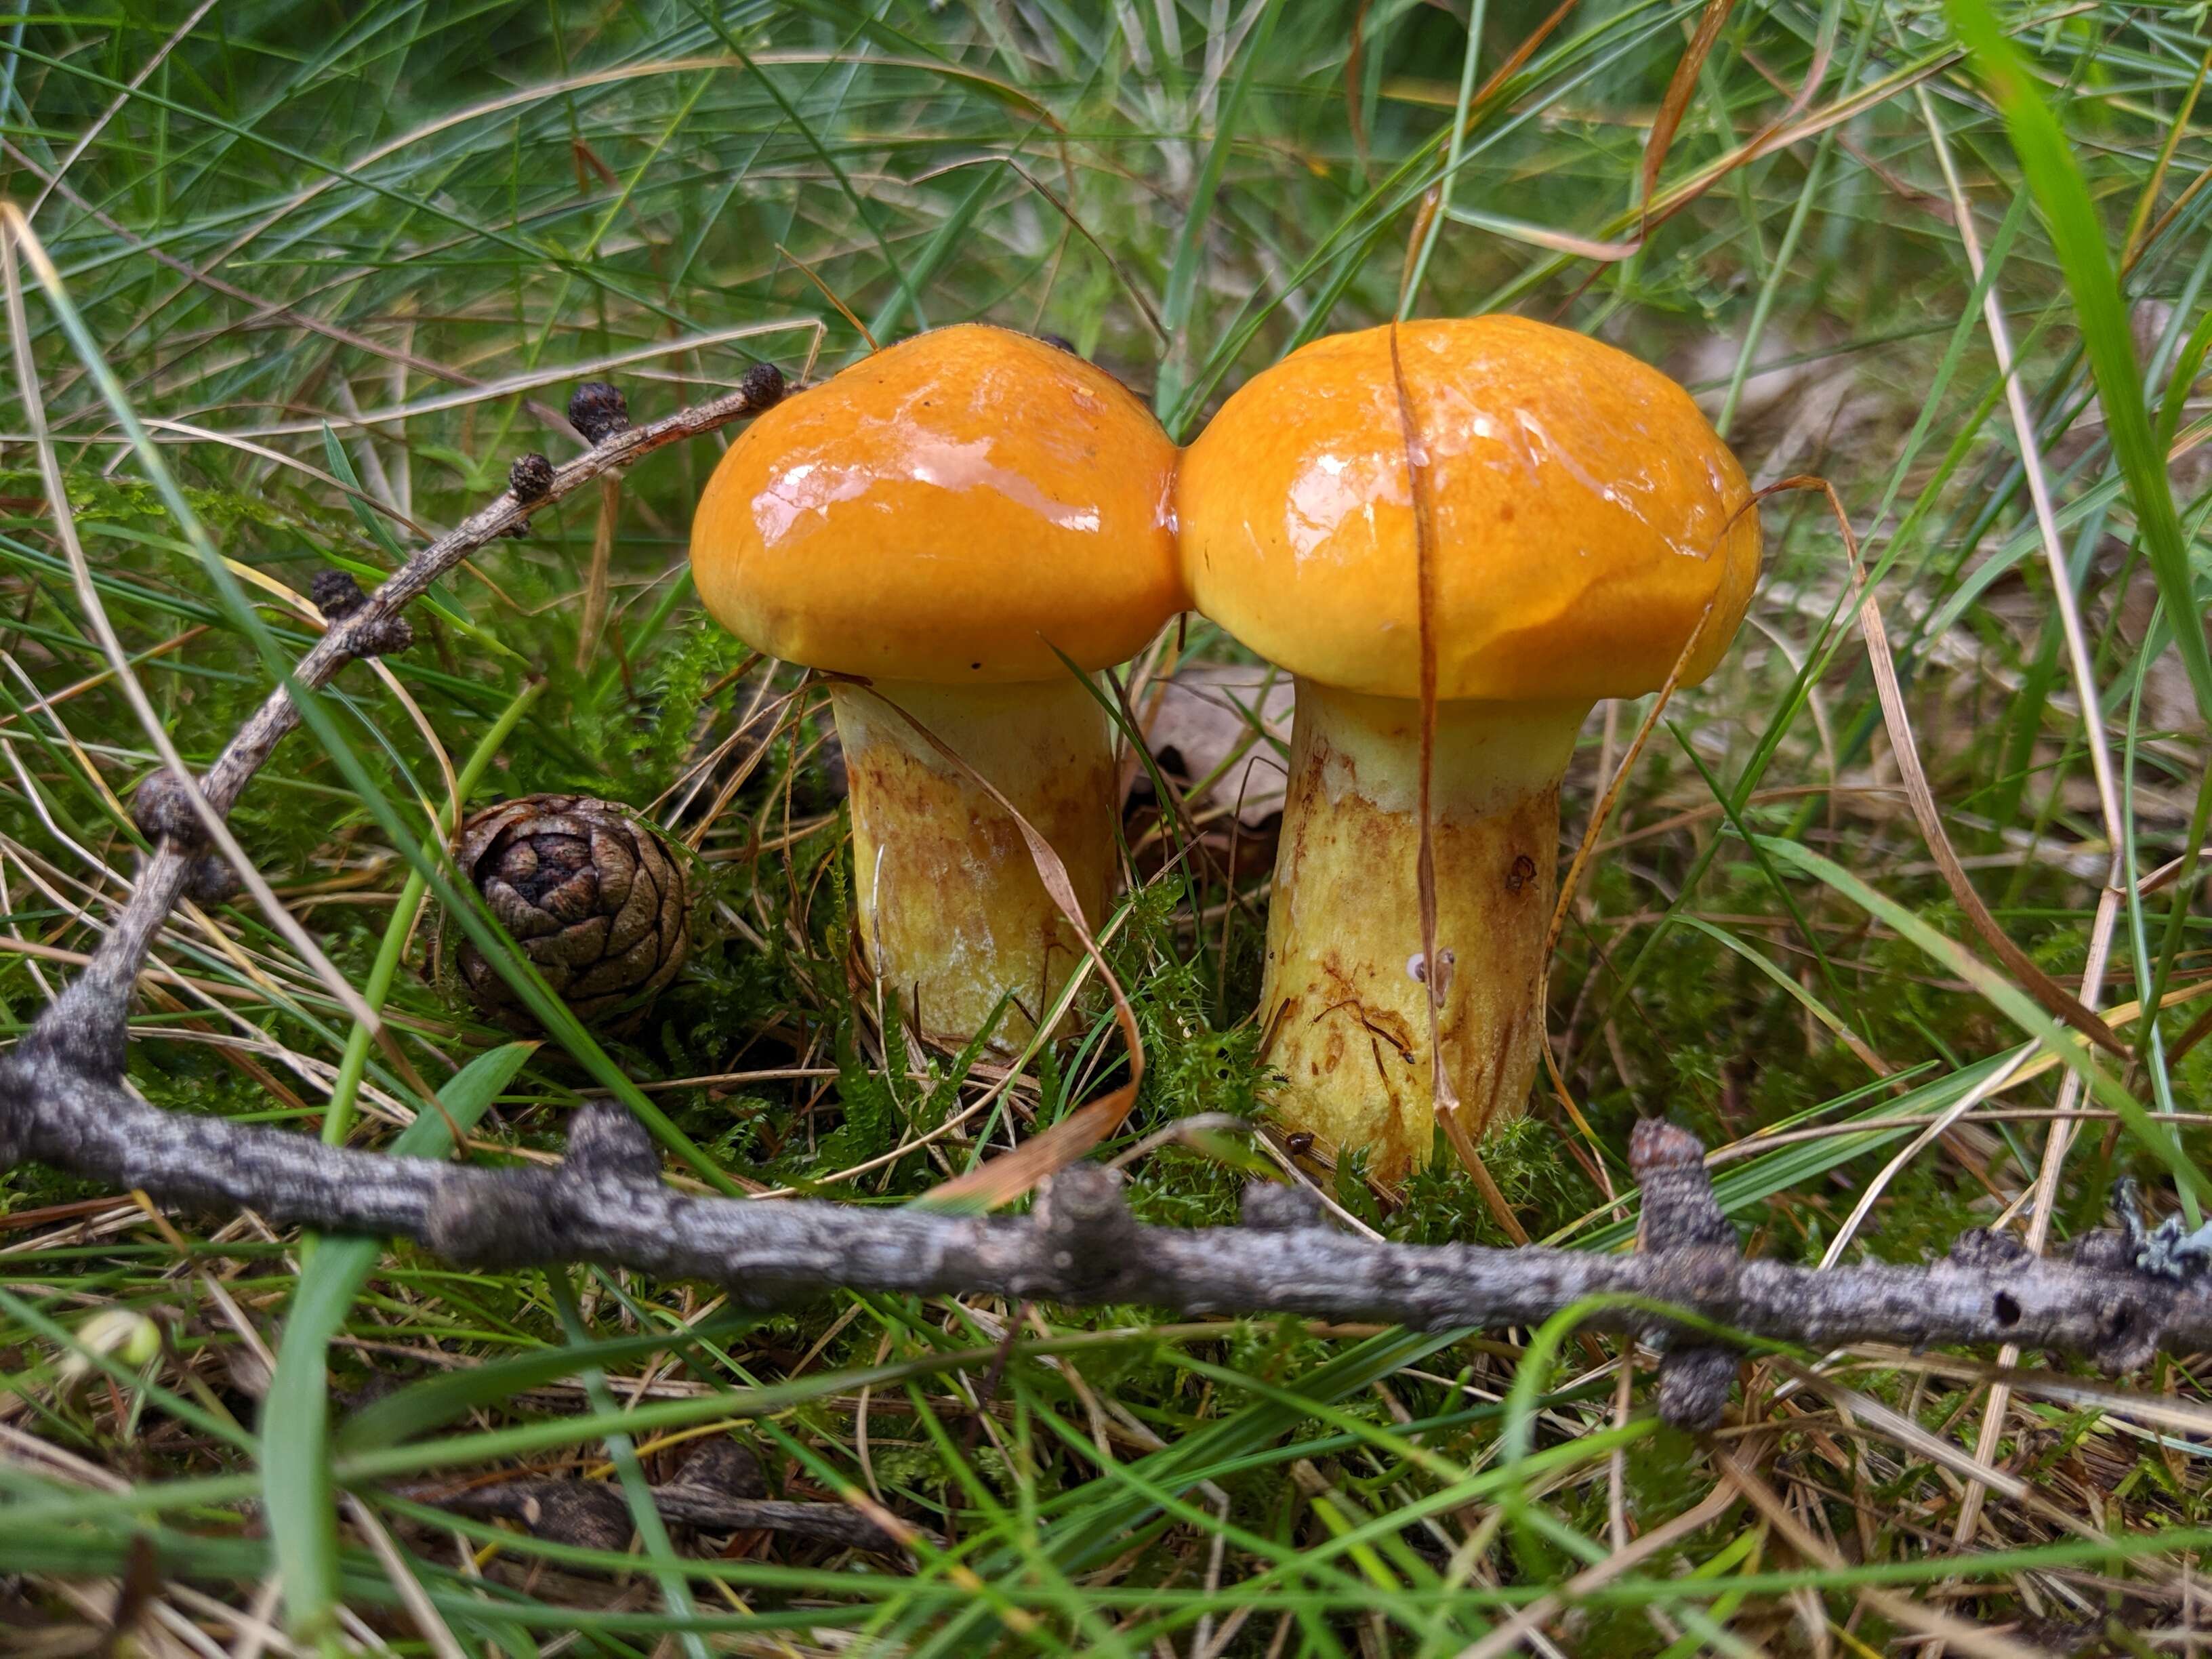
262,1042 -> 534,1647
1948,0 -> 2212,728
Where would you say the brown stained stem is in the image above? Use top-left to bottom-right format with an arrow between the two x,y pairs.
0,364 -> 2203,1437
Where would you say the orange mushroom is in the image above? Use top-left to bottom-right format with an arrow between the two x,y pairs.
691,326 -> 1181,1049
1178,317 -> 1761,1181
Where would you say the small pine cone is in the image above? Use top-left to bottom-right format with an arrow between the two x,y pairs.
453,795 -> 690,1029
567,382 -> 630,445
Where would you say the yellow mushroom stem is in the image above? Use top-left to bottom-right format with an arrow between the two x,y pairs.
830,675 -> 1117,1050
1260,682 -> 1589,1183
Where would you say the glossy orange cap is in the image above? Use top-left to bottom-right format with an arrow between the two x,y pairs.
1178,316 -> 1760,703
691,325 -> 1183,682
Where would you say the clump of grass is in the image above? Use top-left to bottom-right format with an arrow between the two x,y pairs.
1,0 -> 2210,1652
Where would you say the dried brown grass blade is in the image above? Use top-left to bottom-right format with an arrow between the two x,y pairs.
1546,0 -> 1830,304
776,243 -> 878,352
1858,1350 -> 2212,1441
2131,159 -> 2212,279
1642,0 -> 1738,232
1,208 -> 384,1036
1536,584 -> 1719,1185
1471,0 -> 1580,112
1774,1359 -> 2028,1500
1775,472 -> 2127,1057
830,676 -> 1145,1210
912,157 -> 1167,344
2171,998 -> 2212,1067
1458,1479 -> 1740,1659
1399,186 -> 1443,287
1383,320 -> 1526,1244
1382,325 -> 1446,1110
1713,1448 -> 2051,1659
1641,11 -> 1837,240
1388,0 -> 1580,142
572,476 -> 619,672
1346,0 -> 1372,169
2122,45 -> 2209,268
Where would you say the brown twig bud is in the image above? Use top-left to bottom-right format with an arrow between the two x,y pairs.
1242,1179 -> 1325,1233
308,570 -> 408,653
740,361 -> 787,409
1030,1165 -> 1136,1296
566,1103 -> 661,1184
1629,1118 -> 1734,1252
1629,1117 -> 1742,1432
183,855 -> 239,905
352,616 -> 414,657
452,795 -> 691,1029
132,769 -> 209,851
567,382 -> 630,445
308,569 -> 368,621
509,452 -> 556,503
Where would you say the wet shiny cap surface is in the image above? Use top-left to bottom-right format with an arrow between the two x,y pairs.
1176,316 -> 1761,703
690,324 -> 1183,682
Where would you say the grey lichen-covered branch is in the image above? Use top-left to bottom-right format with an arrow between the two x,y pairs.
0,364 -> 2203,1435
4,1057 -> 2205,1429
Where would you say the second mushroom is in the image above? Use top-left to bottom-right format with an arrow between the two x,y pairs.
1177,317 -> 1761,1182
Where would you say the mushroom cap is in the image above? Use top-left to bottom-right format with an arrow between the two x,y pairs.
691,325 -> 1183,682
1177,316 -> 1760,703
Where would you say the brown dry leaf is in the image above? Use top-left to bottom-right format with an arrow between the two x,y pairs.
924,1079 -> 1141,1212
